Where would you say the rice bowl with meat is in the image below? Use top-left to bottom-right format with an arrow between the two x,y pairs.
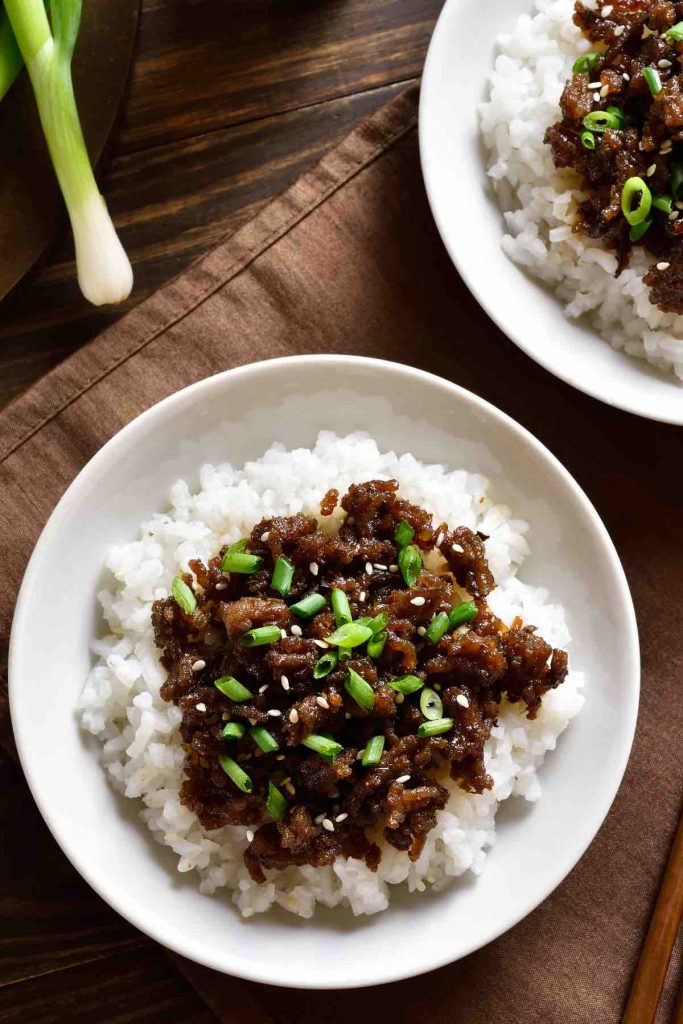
79,431 -> 584,919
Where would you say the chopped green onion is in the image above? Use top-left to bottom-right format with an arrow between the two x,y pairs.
580,130 -> 596,151
221,721 -> 246,740
228,538 -> 249,553
241,625 -> 282,647
331,588 -> 352,626
583,109 -> 622,133
425,612 -> 450,644
643,67 -> 662,96
215,676 -> 252,701
221,550 -> 264,574
250,726 -> 279,753
369,611 -> 389,633
171,575 -> 197,615
417,717 -> 454,738
389,674 -> 424,695
398,544 -> 422,587
313,650 -> 339,679
362,735 -> 385,766
271,556 -> 294,597
266,781 -> 287,821
219,755 -> 253,792
420,688 -> 443,721
289,592 -> 327,618
672,162 -> 683,201
394,520 -> 415,547
653,194 -> 674,214
666,21 -> 683,41
621,176 -> 652,226
344,668 -> 375,710
629,217 -> 652,242
448,601 -> 478,630
367,631 -> 387,659
301,732 -> 344,763
325,621 -> 373,648
572,52 -> 600,75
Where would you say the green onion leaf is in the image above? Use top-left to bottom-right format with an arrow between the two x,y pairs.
221,721 -> 246,740
572,52 -> 600,74
629,217 -> 652,242
580,130 -> 596,151
367,631 -> 387,659
331,588 -> 352,626
362,735 -> 385,766
271,556 -> 294,597
643,67 -> 662,96
420,687 -> 443,721
369,611 -> 389,633
325,621 -> 373,648
301,733 -> 344,763
249,726 -> 279,753
241,625 -> 282,647
389,674 -> 424,695
313,650 -> 339,679
289,592 -> 327,618
344,668 -> 375,710
398,544 -> 422,587
425,612 -> 450,644
448,601 -> 478,630
215,676 -> 252,701
417,717 -> 454,738
228,538 -> 249,553
266,781 -> 287,821
583,109 -> 623,133
666,21 -> 683,41
394,520 -> 415,547
653,194 -> 674,214
219,755 -> 253,792
621,176 -> 652,226
171,575 -> 197,615
221,550 -> 264,574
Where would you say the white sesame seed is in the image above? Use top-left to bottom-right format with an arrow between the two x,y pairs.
661,141 -> 673,152
676,202 -> 683,211
313,639 -> 328,649
613,23 -> 625,36
315,813 -> 325,824
215,581 -> 228,590
623,72 -> 630,81
359,591 -> 366,602
451,543 -> 464,553
309,561 -> 319,576
288,709 -> 299,723
647,164 -> 657,176
411,596 -> 426,606
260,531 -> 270,542
267,709 -> 282,717
670,210 -> 680,221
659,59 -> 672,69
345,712 -> 352,720
435,532 -> 444,546
322,818 -> 334,831
588,81 -> 601,89
246,829 -> 254,842
593,91 -> 601,102
316,695 -> 330,709
426,876 -> 435,885
284,782 -> 296,795
195,702 -> 207,713
281,675 -> 290,690
365,562 -> 373,576
258,684 -> 269,694
395,692 -> 405,704
280,629 -> 287,639
291,624 -> 302,637
373,563 -> 388,570
389,564 -> 399,572
335,812 -> 348,823
275,753 -> 285,761
191,659 -> 206,672
456,694 -> 470,708
417,625 -> 427,636
356,750 -> 364,760
599,84 -> 609,97
657,261 -> 671,270
601,4 -> 612,14
396,774 -> 411,784
222,712 -> 229,720
222,570 -> 231,578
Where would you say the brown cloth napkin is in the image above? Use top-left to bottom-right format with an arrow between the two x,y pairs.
1,84 -> 682,1024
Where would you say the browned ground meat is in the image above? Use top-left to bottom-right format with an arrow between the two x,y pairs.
152,480 -> 568,883
545,0 -> 683,309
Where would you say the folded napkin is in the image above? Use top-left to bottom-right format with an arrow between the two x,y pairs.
1,85 -> 681,1023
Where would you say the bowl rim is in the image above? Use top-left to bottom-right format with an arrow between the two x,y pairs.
418,0 -> 683,426
8,354 -> 640,988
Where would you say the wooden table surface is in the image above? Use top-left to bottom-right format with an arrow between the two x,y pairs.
0,2 -> 441,1020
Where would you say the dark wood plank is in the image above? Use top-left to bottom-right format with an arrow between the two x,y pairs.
0,80 -> 411,410
0,947 -> 219,1024
118,0 -> 440,152
0,751 -> 147,988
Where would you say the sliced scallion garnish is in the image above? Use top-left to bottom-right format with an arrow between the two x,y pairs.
171,575 -> 197,615
630,217 -> 652,242
666,21 -> 683,41
241,625 -> 282,647
221,721 -> 246,740
301,732 -> 344,763
313,650 -> 339,679
362,735 -> 385,767
367,631 -> 387,659
580,130 -> 596,151
417,717 -> 454,738
621,176 -> 652,226
271,556 -> 294,597
389,674 -> 424,695
266,781 -> 287,821
572,52 -> 600,75
643,67 -> 662,96
221,550 -> 264,574
289,592 -> 327,618
420,687 -> 443,721
219,755 -> 253,792
653,194 -> 674,214
344,668 -> 375,710
228,538 -> 249,553
250,726 -> 279,753
398,544 -> 422,588
325,621 -> 373,648
448,601 -> 478,630
331,588 -> 352,626
583,109 -> 622,133
425,612 -> 449,644
394,520 -> 415,547
215,676 -> 252,701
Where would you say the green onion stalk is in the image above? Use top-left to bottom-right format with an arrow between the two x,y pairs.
4,0 -> 133,305
0,4 -> 22,101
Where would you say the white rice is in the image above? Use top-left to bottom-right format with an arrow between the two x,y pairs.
79,431 -> 584,919
479,0 -> 683,381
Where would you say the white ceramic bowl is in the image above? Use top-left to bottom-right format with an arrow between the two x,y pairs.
9,355 -> 639,989
419,0 -> 683,425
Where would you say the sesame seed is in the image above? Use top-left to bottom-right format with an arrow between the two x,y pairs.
246,829 -> 254,842
599,84 -> 609,97
335,812 -> 348,823
659,59 -> 672,69
435,532 -> 444,546
195,702 -> 207,712
267,709 -> 282,717
191,659 -> 206,672
588,80 -> 601,89
373,563 -> 388,570
289,709 -> 299,723
315,813 -> 325,824
647,164 -> 657,177
222,712 -> 229,720
222,570 -> 231,578
593,91 -> 601,102
365,562 -> 374,576
313,639 -> 328,649
284,782 -> 296,795
389,564 -> 399,572
291,624 -> 302,637
657,261 -> 671,270
215,581 -> 228,590
661,141 -> 673,152
601,4 -> 612,14
359,591 -> 366,602
396,774 -> 411,784
261,531 -> 270,542
281,675 -> 290,690
258,684 -> 269,694
623,72 -> 630,81
670,210 -> 679,221
356,750 -> 364,760
452,543 -> 464,553
275,753 -> 285,761
456,694 -> 470,708
411,596 -> 426,606
417,625 -> 427,636
426,876 -> 436,885
280,629 -> 287,639
309,562 -> 319,576
281,777 -> 291,786
345,712 -> 352,719
316,695 -> 330,709
613,23 -> 625,36
395,692 -> 405,704
676,202 -> 683,210
322,818 -> 334,831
